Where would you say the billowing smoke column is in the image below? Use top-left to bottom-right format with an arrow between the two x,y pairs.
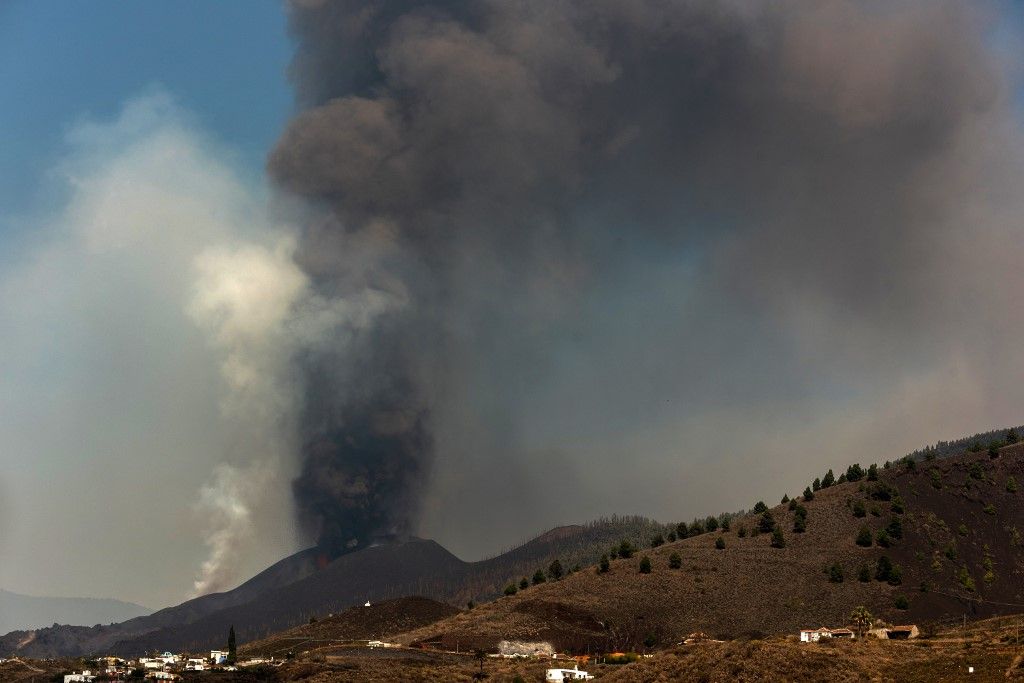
269,0 -> 1022,557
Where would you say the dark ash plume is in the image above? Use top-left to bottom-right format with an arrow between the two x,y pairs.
270,0 -> 1023,557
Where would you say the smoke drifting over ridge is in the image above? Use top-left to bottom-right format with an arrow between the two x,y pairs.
270,0 -> 1024,557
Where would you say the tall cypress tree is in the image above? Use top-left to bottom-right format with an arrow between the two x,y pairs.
227,625 -> 237,664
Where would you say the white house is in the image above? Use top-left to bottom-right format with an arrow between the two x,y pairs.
64,673 -> 96,683
800,627 -> 833,642
545,666 -> 594,681
210,650 -> 227,664
185,658 -> 205,670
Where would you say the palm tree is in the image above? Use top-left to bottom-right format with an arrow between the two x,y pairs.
850,606 -> 872,638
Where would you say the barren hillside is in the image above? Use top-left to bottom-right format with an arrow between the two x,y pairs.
396,443 -> 1024,652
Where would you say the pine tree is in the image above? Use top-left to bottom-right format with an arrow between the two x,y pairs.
770,526 -> 786,548
639,556 -> 652,574
753,501 -> 768,513
781,494 -> 790,504
548,559 -> 563,580
759,510 -> 776,533
532,569 -> 546,585
803,486 -> 815,501
856,525 -> 873,547
828,563 -> 843,583
822,469 -> 835,488
715,536 -> 725,550
598,555 -> 610,573
669,552 -> 682,568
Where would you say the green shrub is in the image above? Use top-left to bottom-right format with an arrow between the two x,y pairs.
619,539 -> 635,559
894,595 -> 909,610
852,500 -> 866,518
532,569 -> 546,585
705,516 -> 719,533
983,503 -> 996,516
639,556 -> 652,574
738,526 -> 747,538
888,564 -> 903,586
957,567 -> 976,592
875,530 -> 891,548
856,526 -> 873,547
957,523 -> 968,536
598,555 -> 610,574
969,462 -> 984,480
929,468 -> 942,489
875,555 -> 894,582
770,527 -> 786,548
886,517 -> 903,540
858,564 -> 871,582
715,537 -> 725,550
650,533 -> 665,548
1007,476 -> 1018,493
519,577 -> 529,589
669,552 -> 682,568
504,584 -> 518,596
828,563 -> 844,583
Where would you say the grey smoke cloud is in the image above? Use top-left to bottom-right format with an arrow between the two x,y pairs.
270,0 -> 1024,558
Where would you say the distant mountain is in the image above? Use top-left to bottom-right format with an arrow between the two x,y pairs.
0,589 -> 151,633
0,546 -> 323,658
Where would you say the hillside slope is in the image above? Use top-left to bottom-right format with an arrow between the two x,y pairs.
396,443 -> 1024,652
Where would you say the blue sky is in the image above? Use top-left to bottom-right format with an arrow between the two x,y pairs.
0,0 -> 292,226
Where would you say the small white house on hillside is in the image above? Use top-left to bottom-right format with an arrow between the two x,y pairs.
800,627 -> 833,642
545,666 -> 594,681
